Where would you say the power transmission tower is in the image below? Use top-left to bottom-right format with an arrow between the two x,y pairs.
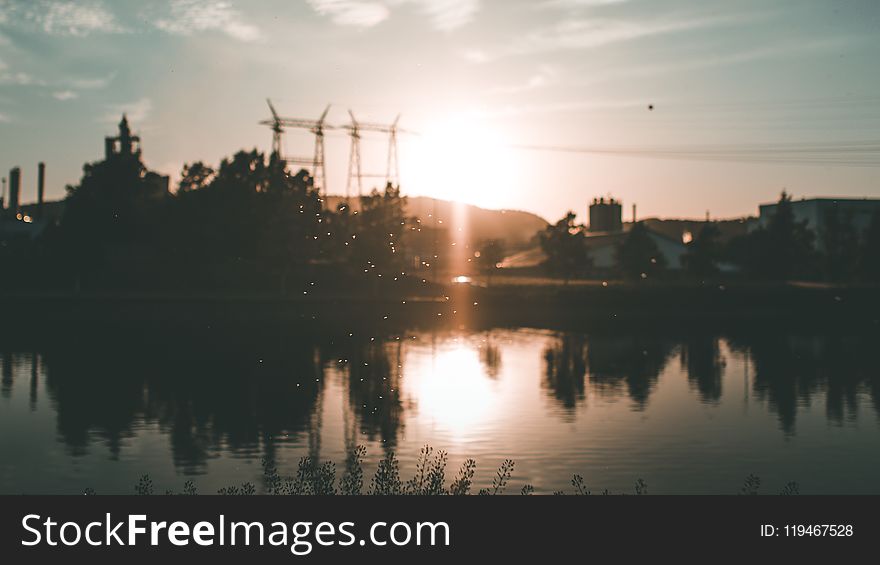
345,110 -> 362,200
266,99 -> 284,158
259,100 -> 332,197
386,114 -> 400,187
343,111 -> 411,198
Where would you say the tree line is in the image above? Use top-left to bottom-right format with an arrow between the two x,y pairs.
9,147 -> 422,294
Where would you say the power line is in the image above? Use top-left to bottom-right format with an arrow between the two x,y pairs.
507,141 -> 880,168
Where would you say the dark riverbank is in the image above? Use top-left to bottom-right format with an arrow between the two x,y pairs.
2,281 -> 879,336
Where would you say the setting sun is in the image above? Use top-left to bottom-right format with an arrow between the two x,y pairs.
405,114 -> 516,208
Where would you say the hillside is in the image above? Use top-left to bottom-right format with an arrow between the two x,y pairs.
325,195 -> 548,249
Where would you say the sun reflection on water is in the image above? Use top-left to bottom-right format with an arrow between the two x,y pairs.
407,339 -> 497,441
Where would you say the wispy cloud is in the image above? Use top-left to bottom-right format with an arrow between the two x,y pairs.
22,1 -> 126,37
580,37 -> 854,87
0,112 -> 10,123
0,71 -> 44,86
103,97 -> 152,124
41,1 -> 124,36
155,0 -> 261,42
306,0 -> 391,28
68,73 -> 115,90
53,90 -> 77,101
539,0 -> 629,7
0,1 -> 126,37
467,14 -> 739,62
306,0 -> 479,31
476,97 -> 649,120
488,64 -> 560,94
413,0 -> 479,31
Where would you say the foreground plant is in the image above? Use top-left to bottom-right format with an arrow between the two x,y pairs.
82,445 -> 798,495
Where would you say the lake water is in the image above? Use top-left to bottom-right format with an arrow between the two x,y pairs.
1,327 -> 879,494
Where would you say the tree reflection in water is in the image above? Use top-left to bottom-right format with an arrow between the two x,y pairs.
0,325 -> 879,487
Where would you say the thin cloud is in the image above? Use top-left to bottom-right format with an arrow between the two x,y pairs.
580,37 -> 854,87
3,1 -> 127,37
307,0 -> 479,31
477,98 -> 650,120
0,71 -> 44,86
53,90 -> 77,100
412,0 -> 479,31
488,64 -> 560,95
68,73 -> 115,90
306,0 -> 391,28
467,14 -> 741,62
539,0 -> 629,7
37,2 -> 124,37
156,0 -> 261,42
103,97 -> 152,124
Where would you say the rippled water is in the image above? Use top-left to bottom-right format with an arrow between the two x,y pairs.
1,327 -> 879,494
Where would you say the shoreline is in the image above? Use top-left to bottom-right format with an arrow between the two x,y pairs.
2,281 -> 879,334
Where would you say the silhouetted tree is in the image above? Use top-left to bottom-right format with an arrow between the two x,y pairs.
177,162 -> 214,193
731,192 -> 815,280
859,211 -> 880,282
259,166 -> 323,292
476,239 -> 505,285
540,212 -> 587,283
352,183 -> 411,278
322,201 -> 357,267
543,334 -> 587,413
820,205 -> 858,282
167,152 -> 321,291
616,222 -> 665,279
682,337 -> 724,403
587,335 -> 674,410
682,224 -> 721,277
59,138 -> 168,289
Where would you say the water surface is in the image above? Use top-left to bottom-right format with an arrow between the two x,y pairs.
1,327 -> 878,494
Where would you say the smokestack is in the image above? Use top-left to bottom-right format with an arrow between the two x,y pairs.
632,203 -> 637,223
8,167 -> 20,218
37,162 -> 45,216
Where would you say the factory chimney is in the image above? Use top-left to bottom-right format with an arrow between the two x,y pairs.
632,204 -> 637,223
8,167 -> 21,219
37,162 -> 45,216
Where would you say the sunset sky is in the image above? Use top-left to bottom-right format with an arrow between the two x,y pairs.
1,0 -> 879,222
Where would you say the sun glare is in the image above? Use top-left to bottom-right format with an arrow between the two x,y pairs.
408,340 -> 498,441
407,114 -> 516,207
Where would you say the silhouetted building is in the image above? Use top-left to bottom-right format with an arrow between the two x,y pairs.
588,197 -> 623,233
1,164 -> 55,241
584,227 -> 689,270
142,171 -> 170,199
104,114 -> 169,199
758,197 -> 880,250
37,162 -> 45,217
105,115 -> 141,160
7,167 -> 20,218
